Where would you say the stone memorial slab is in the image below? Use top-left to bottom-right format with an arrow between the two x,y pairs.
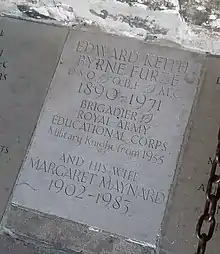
11,30 -> 204,247
160,56 -> 220,254
0,17 -> 67,219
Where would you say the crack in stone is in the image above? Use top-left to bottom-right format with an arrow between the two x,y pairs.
16,182 -> 38,191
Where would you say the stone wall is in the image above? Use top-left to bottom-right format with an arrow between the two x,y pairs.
1,0 -> 220,54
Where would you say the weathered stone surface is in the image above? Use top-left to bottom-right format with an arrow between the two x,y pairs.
4,204 -> 154,254
7,28 -> 204,250
160,56 -> 220,254
0,17 -> 68,219
180,0 -> 220,30
0,233 -> 77,254
3,0 -> 220,56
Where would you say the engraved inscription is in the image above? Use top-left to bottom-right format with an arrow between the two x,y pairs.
12,32 -> 203,245
0,29 -> 9,160
0,144 -> 8,155
28,153 -> 166,217
0,29 -> 8,82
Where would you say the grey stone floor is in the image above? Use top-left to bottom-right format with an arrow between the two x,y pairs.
1,16 -> 220,254
0,234 -> 79,254
0,16 -> 71,254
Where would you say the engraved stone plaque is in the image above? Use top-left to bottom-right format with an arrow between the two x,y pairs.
0,18 -> 67,218
160,57 -> 220,254
12,30 -> 204,246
